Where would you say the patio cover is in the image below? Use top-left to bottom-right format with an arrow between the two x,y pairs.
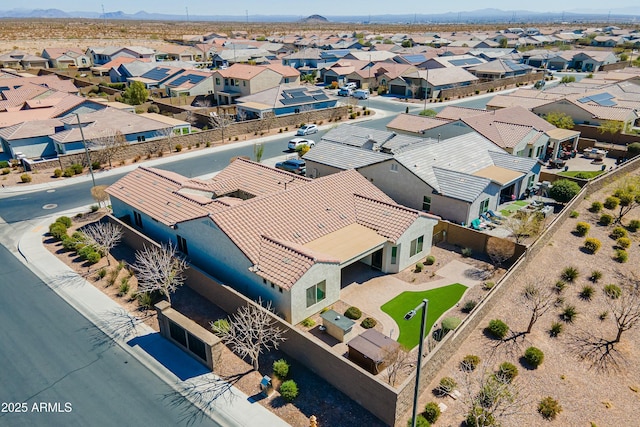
546,128 -> 580,143
472,165 -> 523,186
303,223 -> 386,265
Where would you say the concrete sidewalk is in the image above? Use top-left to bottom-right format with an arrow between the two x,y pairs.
17,213 -> 290,427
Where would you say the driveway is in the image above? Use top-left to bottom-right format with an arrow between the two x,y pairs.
339,260 -> 486,340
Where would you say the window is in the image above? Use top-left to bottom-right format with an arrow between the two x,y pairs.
215,77 -> 220,85
306,280 -> 326,308
137,136 -> 146,142
284,78 -> 290,83
177,235 -> 188,255
391,246 -> 397,265
243,81 -> 246,86
422,196 -> 431,212
390,163 -> 398,172
224,78 -> 229,86
479,198 -> 489,216
527,174 -> 536,188
263,278 -> 267,285
410,236 -> 424,257
133,211 -> 143,228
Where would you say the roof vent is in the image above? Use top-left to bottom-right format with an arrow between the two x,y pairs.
282,257 -> 291,264
318,223 -> 325,228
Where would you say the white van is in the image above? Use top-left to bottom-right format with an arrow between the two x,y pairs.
353,89 -> 369,99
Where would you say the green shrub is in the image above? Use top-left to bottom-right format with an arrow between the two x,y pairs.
580,285 -> 595,301
97,268 -> 107,279
54,168 -> 63,178
589,201 -> 603,212
118,281 -> 130,296
425,255 -> 435,265
462,299 -> 477,313
20,173 -> 32,183
461,247 -> 473,257
628,219 -> 640,231
91,161 -> 101,170
604,284 -> 622,299
554,280 -> 566,293
71,163 -> 83,174
77,245 -> 95,260
487,319 -> 509,339
538,396 -> 562,420
442,316 -> 461,332
360,317 -> 377,329
561,305 -> 578,323
415,262 -> 424,272
211,319 -> 230,335
569,210 -> 579,218
574,172 -> 591,179
617,237 -> 631,249
599,310 -> 609,320
466,406 -> 495,427
438,377 -> 457,395
561,266 -> 579,282
599,214 -> 613,225
49,222 -> 68,240
604,196 -> 620,210
61,236 -> 77,251
524,346 -> 544,368
423,402 -> 441,424
1,167 -> 9,175
344,306 -> 362,320
461,354 -> 480,371
583,237 -> 601,253
483,281 -> 495,290
407,415 -> 430,427
550,321 -> 563,337
301,317 -> 315,327
549,179 -> 580,203
614,248 -> 628,263
496,362 -> 518,383
54,216 -> 72,227
628,142 -> 640,158
90,205 -> 99,212
63,167 -> 75,177
611,227 -> 627,240
575,222 -> 590,236
272,359 -> 290,379
175,144 -> 182,152
0,160 -> 8,168
589,270 -> 602,282
279,380 -> 298,401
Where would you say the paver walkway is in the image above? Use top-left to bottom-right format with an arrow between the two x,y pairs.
340,260 -> 486,340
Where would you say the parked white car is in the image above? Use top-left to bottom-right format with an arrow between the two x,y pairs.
353,89 -> 369,99
337,87 -> 353,97
288,138 -> 315,150
296,124 -> 318,135
343,82 -> 357,90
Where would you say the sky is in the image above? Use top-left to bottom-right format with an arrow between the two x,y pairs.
8,1 -> 640,16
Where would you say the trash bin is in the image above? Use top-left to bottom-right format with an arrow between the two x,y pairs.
564,166 -> 569,172
260,375 -> 273,397
601,164 -> 606,171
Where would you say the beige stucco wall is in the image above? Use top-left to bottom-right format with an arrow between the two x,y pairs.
290,262 -> 341,325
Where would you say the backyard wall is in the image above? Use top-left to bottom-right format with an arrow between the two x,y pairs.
574,125 -> 640,146
437,72 -> 543,100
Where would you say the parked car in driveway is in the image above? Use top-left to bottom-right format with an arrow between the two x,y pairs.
337,87 -> 353,96
275,158 -> 306,175
288,138 -> 315,150
296,124 -> 318,135
343,82 -> 357,89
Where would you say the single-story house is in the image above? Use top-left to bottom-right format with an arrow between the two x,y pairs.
0,51 -> 49,70
41,48 -> 92,69
106,158 -> 439,324
466,59 -> 536,81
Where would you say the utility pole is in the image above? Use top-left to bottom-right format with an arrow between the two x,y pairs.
186,7 -> 189,23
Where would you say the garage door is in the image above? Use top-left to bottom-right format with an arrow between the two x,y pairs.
390,84 -> 405,96
325,75 -> 337,84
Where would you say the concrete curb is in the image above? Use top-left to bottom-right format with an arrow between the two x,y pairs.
16,212 -> 290,427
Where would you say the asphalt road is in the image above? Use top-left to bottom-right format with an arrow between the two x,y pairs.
0,244 -> 220,427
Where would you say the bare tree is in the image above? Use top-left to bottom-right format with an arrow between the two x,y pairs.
457,360 -> 532,427
608,283 -> 640,344
89,128 -> 127,168
155,127 -> 176,154
520,277 -> 554,334
486,236 -> 516,269
211,299 -> 286,371
502,211 -> 543,244
90,185 -> 109,209
82,221 -> 123,266
208,112 -> 235,143
382,345 -> 412,387
262,112 -> 276,133
133,242 -> 188,304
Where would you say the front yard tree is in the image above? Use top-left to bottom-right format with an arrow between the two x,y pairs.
212,299 -> 286,371
82,221 -> 123,266
543,111 -> 574,129
549,179 -> 581,203
209,112 -> 235,143
89,128 -> 127,168
133,242 -> 187,304
122,80 -> 149,105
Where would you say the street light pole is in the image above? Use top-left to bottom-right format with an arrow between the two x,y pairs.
75,113 -> 96,188
404,299 -> 429,427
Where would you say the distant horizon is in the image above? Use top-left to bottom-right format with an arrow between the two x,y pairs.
4,3 -> 640,17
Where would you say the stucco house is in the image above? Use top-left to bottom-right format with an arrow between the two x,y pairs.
0,51 -> 49,70
212,63 -> 299,105
106,158 -> 438,324
532,98 -> 638,130
235,84 -> 337,119
41,48 -> 92,69
304,125 -> 540,225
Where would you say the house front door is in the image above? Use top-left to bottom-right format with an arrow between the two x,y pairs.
371,248 -> 383,270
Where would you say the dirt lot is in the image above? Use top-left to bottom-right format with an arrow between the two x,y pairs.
420,177 -> 640,427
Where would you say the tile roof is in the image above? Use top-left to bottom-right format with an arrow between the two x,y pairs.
386,113 -> 453,134
432,167 -> 491,203
436,106 -> 486,120
321,123 -> 396,148
303,140 -> 392,169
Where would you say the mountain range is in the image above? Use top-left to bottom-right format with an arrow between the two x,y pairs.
0,8 -> 638,23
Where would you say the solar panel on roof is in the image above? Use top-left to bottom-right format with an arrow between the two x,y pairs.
312,94 -> 328,101
290,95 -> 314,103
577,92 -> 616,106
598,99 -> 616,107
403,55 -> 427,63
142,67 -> 172,81
280,98 -> 302,105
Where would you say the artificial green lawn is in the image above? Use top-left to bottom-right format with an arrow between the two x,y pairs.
381,283 -> 467,349
557,170 -> 604,179
500,200 -> 529,217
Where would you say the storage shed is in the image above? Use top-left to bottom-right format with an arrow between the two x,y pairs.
347,329 -> 400,374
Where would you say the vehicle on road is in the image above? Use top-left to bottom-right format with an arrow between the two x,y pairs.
337,87 -> 353,97
275,158 -> 306,175
296,124 -> 318,135
353,89 -> 369,99
288,138 -> 315,150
